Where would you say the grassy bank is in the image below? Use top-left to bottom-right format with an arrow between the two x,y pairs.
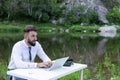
1,20 -> 120,33
0,20 -> 59,33
0,21 -> 98,33
69,25 -> 99,33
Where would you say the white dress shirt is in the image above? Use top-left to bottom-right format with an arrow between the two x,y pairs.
8,40 -> 51,69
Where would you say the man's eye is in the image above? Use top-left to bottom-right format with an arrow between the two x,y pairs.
32,35 -> 37,37
31,35 -> 35,37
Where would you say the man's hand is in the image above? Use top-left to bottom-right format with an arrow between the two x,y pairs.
37,61 -> 52,68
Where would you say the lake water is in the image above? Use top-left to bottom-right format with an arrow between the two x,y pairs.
0,31 -> 120,79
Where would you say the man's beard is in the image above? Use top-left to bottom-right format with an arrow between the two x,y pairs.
28,39 -> 36,46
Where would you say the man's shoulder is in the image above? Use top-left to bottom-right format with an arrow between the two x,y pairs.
36,41 -> 41,46
14,40 -> 24,47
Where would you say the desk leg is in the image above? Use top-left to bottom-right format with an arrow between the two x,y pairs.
12,76 -> 16,80
80,70 -> 83,80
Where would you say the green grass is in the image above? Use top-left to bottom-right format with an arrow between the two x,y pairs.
69,25 -> 120,33
0,22 -> 22,33
0,20 -> 59,33
0,62 -> 8,80
59,53 -> 120,80
69,25 -> 99,32
58,71 -> 80,80
1,20 -> 120,34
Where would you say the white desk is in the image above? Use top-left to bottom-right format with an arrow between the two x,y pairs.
7,63 -> 87,80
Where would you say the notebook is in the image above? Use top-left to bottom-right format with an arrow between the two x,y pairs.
44,57 -> 69,71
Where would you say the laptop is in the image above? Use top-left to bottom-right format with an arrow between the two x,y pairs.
44,57 -> 69,71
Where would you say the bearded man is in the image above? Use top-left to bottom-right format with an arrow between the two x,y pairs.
8,25 -> 52,80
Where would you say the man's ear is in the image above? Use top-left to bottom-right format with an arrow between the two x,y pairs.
24,33 -> 28,39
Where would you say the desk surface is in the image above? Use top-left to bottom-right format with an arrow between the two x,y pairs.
7,63 -> 87,80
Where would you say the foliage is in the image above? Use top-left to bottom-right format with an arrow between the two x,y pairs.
0,0 -> 105,25
0,62 -> 8,80
101,0 -> 119,9
93,53 -> 120,80
50,0 -> 64,20
58,53 -> 120,80
63,6 -> 85,25
4,0 -> 20,20
80,8 -> 101,24
0,0 -> 63,22
83,69 -> 91,79
69,25 -> 99,32
0,0 -> 6,19
95,63 -> 105,80
58,71 -> 80,80
0,20 -> 60,33
106,6 -> 120,24
63,6 -> 101,26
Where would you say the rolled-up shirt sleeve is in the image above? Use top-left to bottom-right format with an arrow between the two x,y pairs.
36,42 -> 51,62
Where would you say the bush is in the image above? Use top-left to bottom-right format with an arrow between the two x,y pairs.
50,0 -> 64,20
106,6 -> 120,24
80,8 -> 101,24
0,62 -> 7,80
63,6 -> 85,25
1,0 -> 63,22
69,25 -> 98,32
63,6 -> 101,25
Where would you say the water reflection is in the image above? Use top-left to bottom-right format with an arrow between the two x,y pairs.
96,38 -> 108,55
0,32 -> 120,66
1,32 -> 120,80
98,31 -> 116,38
83,38 -> 108,65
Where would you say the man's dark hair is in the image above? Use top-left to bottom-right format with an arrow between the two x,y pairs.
24,25 -> 37,33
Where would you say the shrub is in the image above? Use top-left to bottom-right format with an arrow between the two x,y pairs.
1,0 -> 63,22
63,6 -> 85,25
0,62 -> 7,80
106,6 -> 120,24
63,6 -> 101,25
0,0 -> 6,18
80,8 -> 100,24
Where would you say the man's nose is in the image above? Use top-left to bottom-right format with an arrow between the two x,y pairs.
35,36 -> 37,41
